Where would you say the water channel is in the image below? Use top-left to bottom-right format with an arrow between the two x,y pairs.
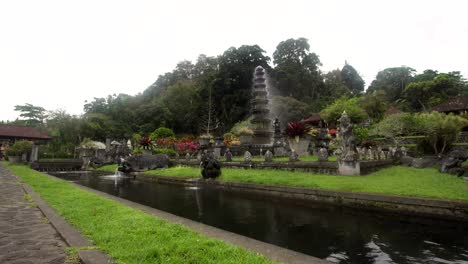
49,171 -> 468,264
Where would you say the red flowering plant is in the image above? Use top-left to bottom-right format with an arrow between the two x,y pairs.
139,136 -> 154,150
285,121 -> 308,138
175,138 -> 199,154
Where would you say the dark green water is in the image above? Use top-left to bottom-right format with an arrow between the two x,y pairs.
50,171 -> 468,264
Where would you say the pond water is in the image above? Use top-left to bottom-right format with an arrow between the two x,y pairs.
49,171 -> 468,264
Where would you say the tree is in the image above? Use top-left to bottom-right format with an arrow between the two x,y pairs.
161,80 -> 201,134
209,45 -> 271,129
14,103 -> 47,126
370,113 -> 421,147
416,112 -> 468,156
341,62 -> 365,96
360,90 -> 388,122
367,67 -> 416,102
402,71 -> 468,112
272,38 -> 323,102
320,97 -> 368,124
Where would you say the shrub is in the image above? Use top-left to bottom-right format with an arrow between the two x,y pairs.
7,141 -> 33,156
153,148 -> 177,157
150,127 -> 175,140
156,137 -> 177,147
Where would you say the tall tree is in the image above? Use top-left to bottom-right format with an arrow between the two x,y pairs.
14,103 -> 48,126
272,38 -> 323,102
341,62 -> 365,96
367,66 -> 416,102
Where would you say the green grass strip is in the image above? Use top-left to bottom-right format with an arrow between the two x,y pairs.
4,163 -> 275,264
146,166 -> 468,201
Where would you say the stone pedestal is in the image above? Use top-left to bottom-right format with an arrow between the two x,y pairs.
338,161 -> 360,176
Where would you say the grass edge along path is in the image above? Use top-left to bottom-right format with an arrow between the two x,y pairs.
144,166 -> 468,201
4,163 -> 276,264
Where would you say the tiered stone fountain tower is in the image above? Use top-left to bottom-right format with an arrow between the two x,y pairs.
251,66 -> 273,145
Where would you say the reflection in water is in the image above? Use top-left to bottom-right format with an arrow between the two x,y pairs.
50,171 -> 468,264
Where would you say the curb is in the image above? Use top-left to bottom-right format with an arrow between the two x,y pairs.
20,183 -> 113,264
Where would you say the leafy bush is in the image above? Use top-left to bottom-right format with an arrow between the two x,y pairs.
285,121 -> 308,137
320,97 -> 368,124
370,113 -> 421,146
153,148 -> 177,157
150,127 -> 175,140
6,141 -> 33,156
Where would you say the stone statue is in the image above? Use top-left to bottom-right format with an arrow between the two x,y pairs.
338,111 -> 359,162
244,151 -> 252,163
318,148 -> 329,162
224,148 -> 233,162
119,154 -> 171,172
289,149 -> 299,162
273,117 -> 281,135
201,156 -> 221,179
264,150 -> 273,162
185,152 -> 191,161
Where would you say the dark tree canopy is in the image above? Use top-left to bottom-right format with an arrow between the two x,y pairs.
367,66 -> 416,102
272,38 -> 323,102
341,62 -> 365,96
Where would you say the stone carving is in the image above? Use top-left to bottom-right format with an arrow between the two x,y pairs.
264,150 -> 273,162
440,149 -> 467,176
338,112 -> 359,162
337,111 -> 360,175
244,151 -> 252,163
224,148 -> 233,162
185,153 -> 191,161
318,148 -> 329,162
201,155 -> 221,179
289,149 -> 299,162
120,154 -> 170,172
273,118 -> 281,135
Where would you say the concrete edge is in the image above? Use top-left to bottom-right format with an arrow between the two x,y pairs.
20,182 -> 113,264
40,172 -> 328,264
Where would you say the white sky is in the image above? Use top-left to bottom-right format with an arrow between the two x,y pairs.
1,0 -> 467,121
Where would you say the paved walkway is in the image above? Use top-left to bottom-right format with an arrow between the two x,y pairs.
0,164 -> 67,264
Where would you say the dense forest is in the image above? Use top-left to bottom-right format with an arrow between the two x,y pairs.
4,38 -> 468,157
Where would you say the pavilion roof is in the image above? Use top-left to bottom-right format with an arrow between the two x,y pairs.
0,125 -> 51,140
432,97 -> 468,112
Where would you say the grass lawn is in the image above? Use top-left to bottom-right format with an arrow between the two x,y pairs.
4,162 -> 275,264
95,164 -> 119,172
146,166 -> 468,201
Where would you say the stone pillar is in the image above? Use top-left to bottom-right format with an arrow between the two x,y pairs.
30,144 -> 39,163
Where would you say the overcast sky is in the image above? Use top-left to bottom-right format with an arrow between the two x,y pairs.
1,0 -> 467,121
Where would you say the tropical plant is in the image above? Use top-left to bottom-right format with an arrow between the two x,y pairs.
285,121 -> 308,137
